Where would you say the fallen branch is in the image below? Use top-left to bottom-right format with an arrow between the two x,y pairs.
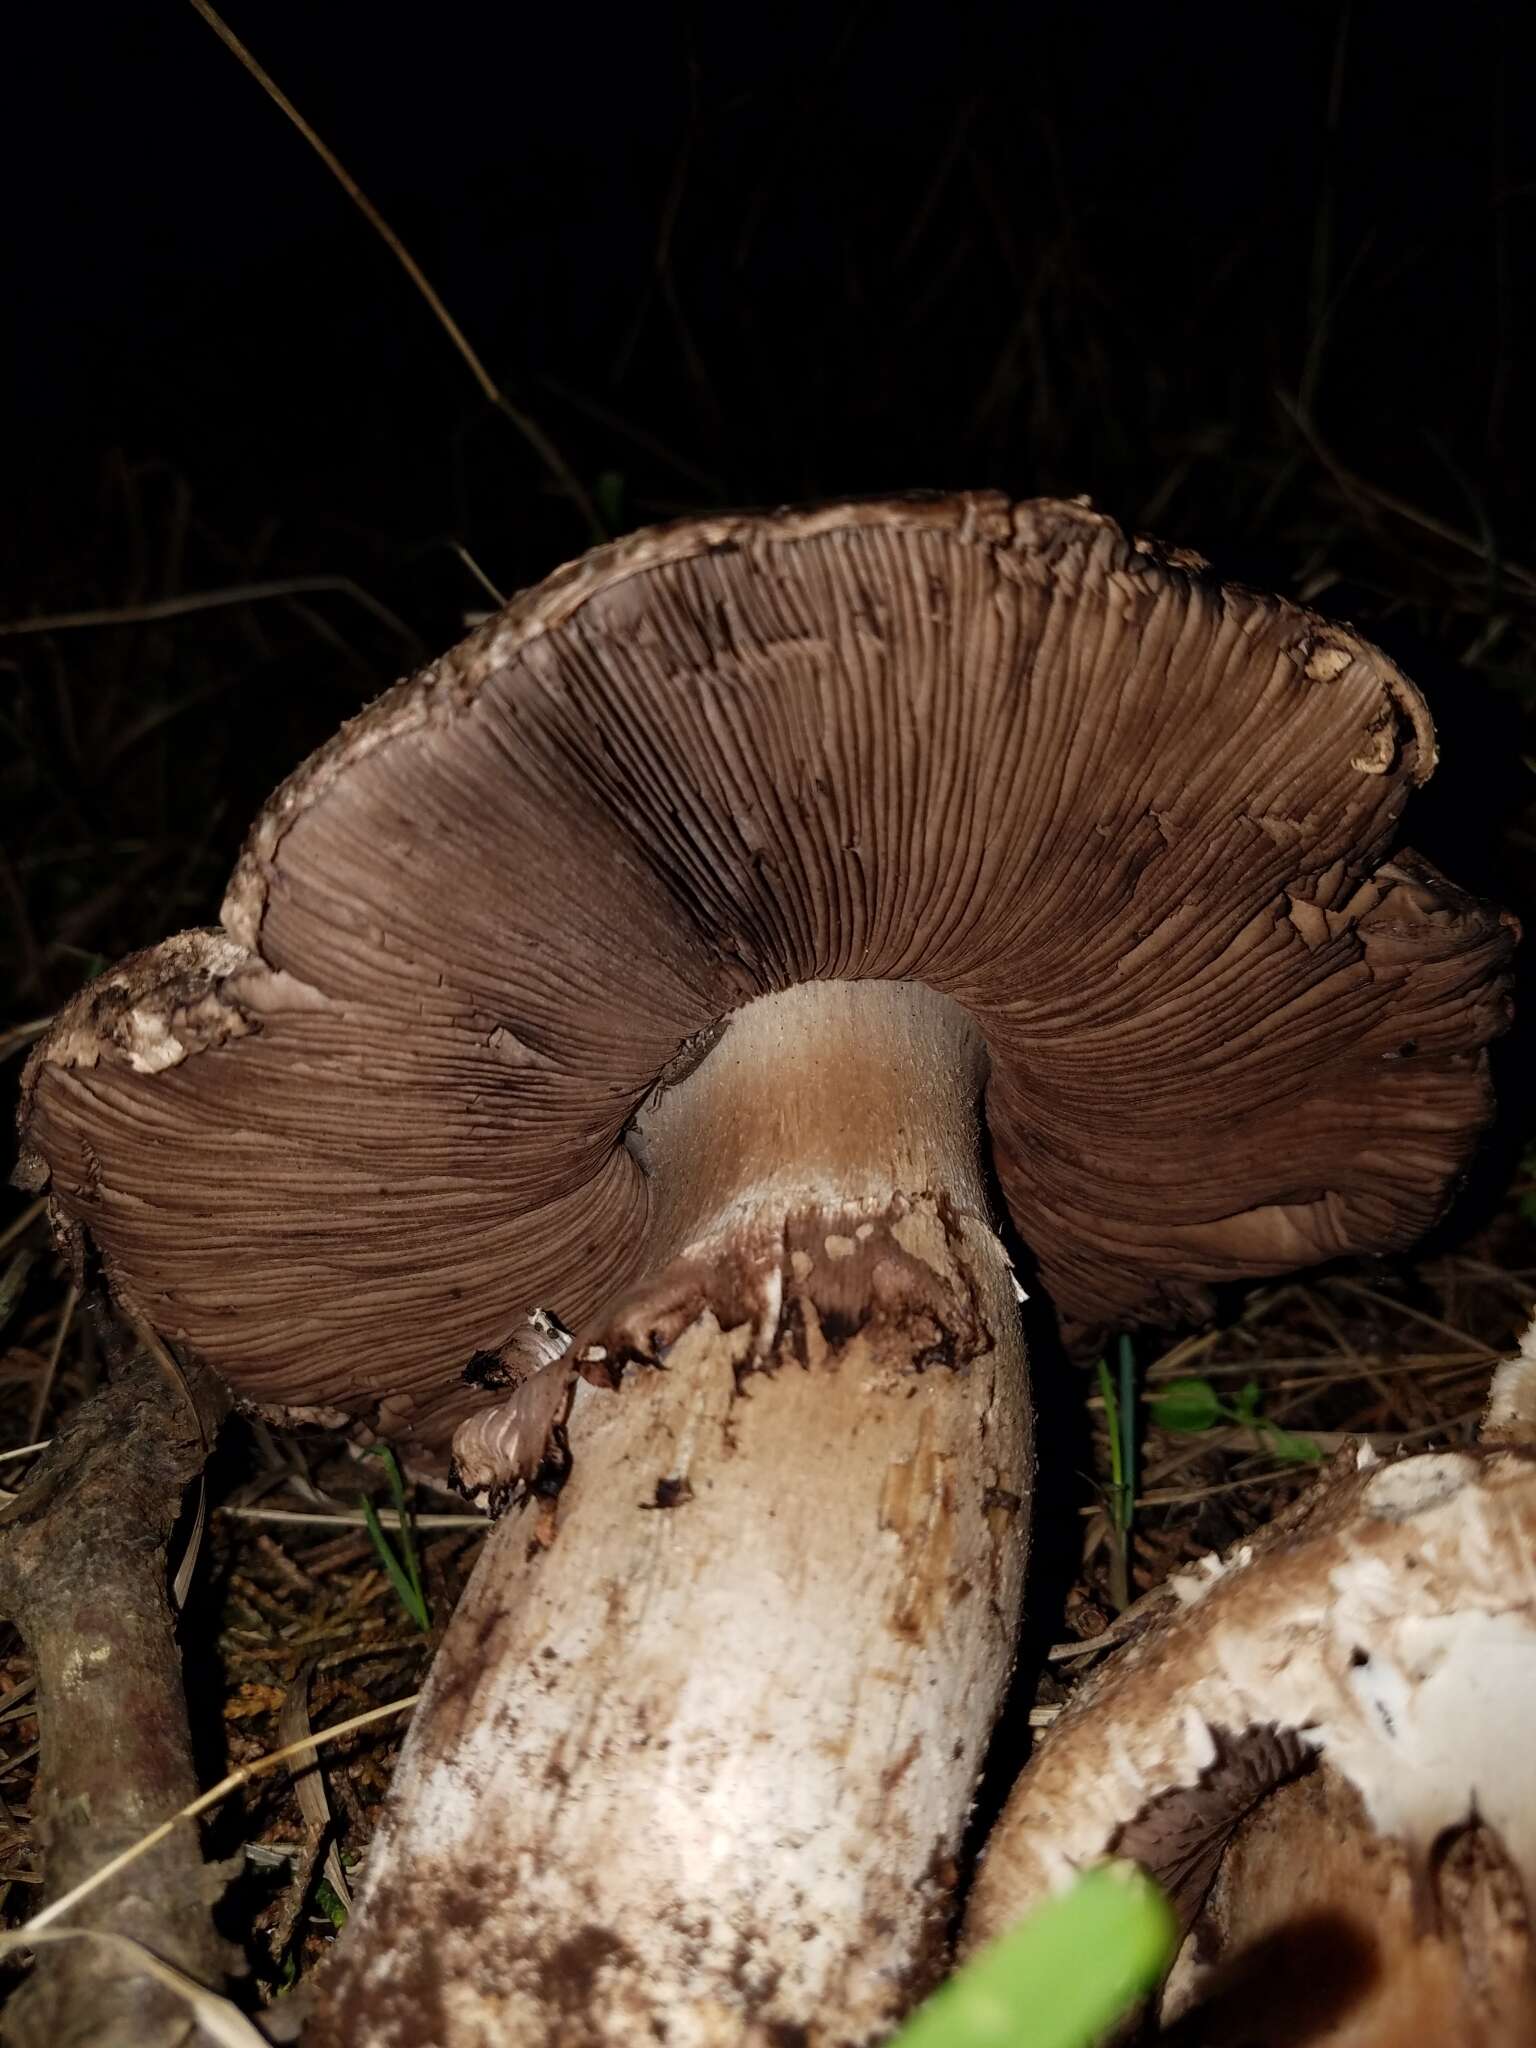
0,1336 -> 232,2047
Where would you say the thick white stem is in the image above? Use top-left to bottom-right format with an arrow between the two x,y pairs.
311,983 -> 1032,2047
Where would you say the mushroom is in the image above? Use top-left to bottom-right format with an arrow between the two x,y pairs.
13,495 -> 1514,2045
963,1436 -> 1536,2045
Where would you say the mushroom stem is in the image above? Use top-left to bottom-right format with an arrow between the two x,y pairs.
309,981 -> 1033,2048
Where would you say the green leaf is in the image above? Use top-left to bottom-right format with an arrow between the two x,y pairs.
890,1863 -> 1175,2048
1148,1377 -> 1221,1434
1262,1421 -> 1324,1464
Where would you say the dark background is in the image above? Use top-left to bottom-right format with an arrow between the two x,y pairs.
4,0 -> 1536,1118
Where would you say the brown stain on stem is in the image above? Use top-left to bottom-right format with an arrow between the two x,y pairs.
880,1409 -> 958,1644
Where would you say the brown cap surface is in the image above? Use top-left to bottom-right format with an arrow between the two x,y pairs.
15,494 -> 1516,1455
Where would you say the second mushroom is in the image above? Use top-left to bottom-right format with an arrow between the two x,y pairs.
15,495 -> 1514,2045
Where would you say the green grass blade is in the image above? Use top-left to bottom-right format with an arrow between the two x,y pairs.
891,1863 -> 1175,2048
1095,1354 -> 1133,1610
360,1493 -> 430,1632
375,1444 -> 428,1622
1094,1358 -> 1124,1512
1117,1333 -> 1136,1517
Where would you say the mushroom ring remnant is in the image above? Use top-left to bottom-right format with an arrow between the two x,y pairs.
13,495 -> 1516,2046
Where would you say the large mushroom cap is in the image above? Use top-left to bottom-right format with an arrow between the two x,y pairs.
14,494 -> 1515,1456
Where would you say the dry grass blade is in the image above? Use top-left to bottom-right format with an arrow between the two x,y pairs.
0,1678 -> 37,1720
0,1929 -> 267,2048
1279,389 -> 1536,597
278,1658 -> 352,1915
0,1204 -> 46,1257
19,1693 -> 419,1938
0,1253 -> 36,1343
448,542 -> 508,608
183,0 -> 601,541
171,1477 -> 207,1612
0,1023 -> 51,1065
0,576 -> 418,646
1327,1277 -> 1493,1353
218,1504 -> 485,1532
25,1282 -> 77,1442
127,1312 -> 212,1451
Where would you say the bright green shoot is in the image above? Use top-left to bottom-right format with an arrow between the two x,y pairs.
1150,1375 -> 1321,1464
890,1863 -> 1175,2048
360,1445 -> 431,1631
1095,1334 -> 1137,1611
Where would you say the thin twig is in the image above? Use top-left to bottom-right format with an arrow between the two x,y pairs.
184,0 -> 602,540
19,1693 -> 420,1938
